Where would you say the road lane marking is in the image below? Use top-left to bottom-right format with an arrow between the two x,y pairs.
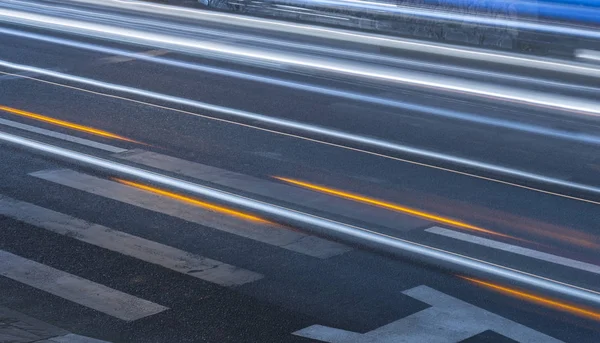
294,285 -> 562,342
0,195 -> 263,286
115,149 -> 426,230
0,249 -> 168,321
30,169 -> 350,259
275,177 -> 511,238
4,132 -> 598,306
295,326 -> 362,341
0,118 -> 127,153
426,226 -> 600,275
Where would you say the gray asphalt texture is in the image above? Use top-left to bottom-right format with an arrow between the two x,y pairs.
0,3 -> 599,343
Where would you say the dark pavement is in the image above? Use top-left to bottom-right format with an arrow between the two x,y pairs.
0,1 -> 599,342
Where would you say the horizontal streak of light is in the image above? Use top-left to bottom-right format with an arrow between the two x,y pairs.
1,8 -> 599,116
2,129 -> 600,307
338,0 -> 397,7
463,277 -> 600,322
429,227 -> 600,274
0,105 -> 136,142
5,23 -> 598,96
35,2 -> 596,80
275,177 -> 512,238
2,68 -> 600,209
0,117 -> 127,153
114,178 -> 270,224
49,0 -> 600,42
4,27 -> 599,147
270,7 -> 350,20
576,49 -> 600,62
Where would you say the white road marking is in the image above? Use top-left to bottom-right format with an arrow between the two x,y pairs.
40,333 -> 112,343
115,149 -> 425,230
0,118 -> 127,153
295,326 -> 361,341
0,196 -> 263,286
30,169 -> 350,259
0,250 -> 168,321
294,285 -> 562,342
5,132 -> 598,306
426,226 -> 600,275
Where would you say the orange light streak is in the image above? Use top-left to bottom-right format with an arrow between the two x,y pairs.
275,177 -> 513,239
0,105 -> 136,142
462,277 -> 600,322
115,178 -> 270,224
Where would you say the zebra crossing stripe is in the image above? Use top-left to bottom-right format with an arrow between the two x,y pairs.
30,168 -> 349,258
0,195 -> 263,287
0,250 -> 168,321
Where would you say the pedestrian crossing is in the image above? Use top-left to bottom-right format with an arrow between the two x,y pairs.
0,173 -> 586,343
0,194 -> 267,323
0,127 -> 350,326
30,168 -> 350,259
0,43 -> 591,342
0,249 -> 168,322
0,165 -> 351,324
0,196 -> 263,287
0,181 -> 573,341
0,124 -> 590,342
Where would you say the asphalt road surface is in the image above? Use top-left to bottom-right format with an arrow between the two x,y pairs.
0,1 -> 599,342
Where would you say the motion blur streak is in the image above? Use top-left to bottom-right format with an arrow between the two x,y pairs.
49,0 -> 600,44
3,130 -> 600,306
2,8 -> 600,116
3,62 -> 600,205
463,277 -> 600,322
4,26 -> 599,95
10,0 -> 600,79
275,177 -> 512,239
408,192 -> 600,251
0,105 -> 136,143
114,179 -> 270,224
3,27 -> 599,146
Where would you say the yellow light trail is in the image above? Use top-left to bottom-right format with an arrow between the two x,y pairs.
275,176 -> 512,239
114,178 -> 270,224
462,277 -> 600,322
0,105 -> 136,142
3,69 -> 600,208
